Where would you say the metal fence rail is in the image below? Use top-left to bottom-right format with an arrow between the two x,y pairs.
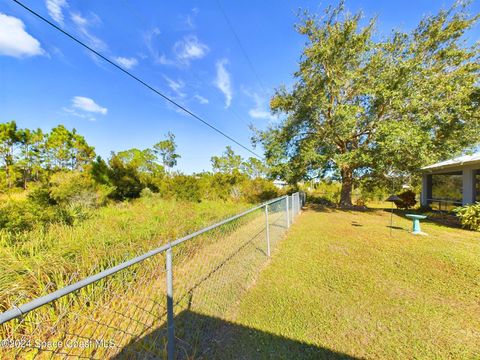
426,198 -> 463,212
0,193 -> 305,359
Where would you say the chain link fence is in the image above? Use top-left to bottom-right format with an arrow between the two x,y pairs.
0,193 -> 304,359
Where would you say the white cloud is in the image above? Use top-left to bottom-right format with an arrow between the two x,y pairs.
214,59 -> 233,108
249,108 -> 273,119
163,76 -> 186,98
70,12 -> 88,27
194,94 -> 209,104
144,28 -> 174,65
70,12 -> 106,51
62,107 -> 95,122
114,56 -> 138,69
157,54 -> 175,65
173,35 -> 208,63
244,89 -> 275,120
0,13 -> 44,58
46,0 -> 67,25
72,96 -> 107,115
145,30 -> 208,67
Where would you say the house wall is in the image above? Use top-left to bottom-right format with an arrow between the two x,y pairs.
421,164 -> 479,207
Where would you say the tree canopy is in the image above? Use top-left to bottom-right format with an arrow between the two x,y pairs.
256,1 -> 480,205
0,121 -> 95,189
153,132 -> 181,171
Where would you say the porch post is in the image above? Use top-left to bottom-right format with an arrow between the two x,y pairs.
462,168 -> 476,205
421,174 -> 432,207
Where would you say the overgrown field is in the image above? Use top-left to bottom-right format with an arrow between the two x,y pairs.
0,196 -> 248,313
224,207 -> 480,359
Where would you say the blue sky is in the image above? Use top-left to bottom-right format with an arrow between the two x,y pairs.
0,0 -> 479,173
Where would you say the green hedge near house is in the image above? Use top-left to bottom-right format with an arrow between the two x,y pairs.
454,203 -> 480,231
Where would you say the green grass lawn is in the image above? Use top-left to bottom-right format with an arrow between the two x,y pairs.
224,206 -> 480,359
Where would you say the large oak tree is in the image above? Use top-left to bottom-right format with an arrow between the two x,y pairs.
257,2 -> 480,206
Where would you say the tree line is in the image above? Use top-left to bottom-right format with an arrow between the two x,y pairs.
0,121 -> 273,200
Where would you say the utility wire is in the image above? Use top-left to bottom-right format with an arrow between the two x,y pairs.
121,0 -> 253,132
216,0 -> 267,94
12,0 -> 262,159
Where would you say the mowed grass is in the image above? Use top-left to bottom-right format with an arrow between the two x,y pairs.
226,206 -> 480,359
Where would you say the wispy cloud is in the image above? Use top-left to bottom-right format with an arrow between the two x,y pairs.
194,94 -> 209,104
214,59 -> 232,108
179,7 -> 199,30
163,75 -> 186,98
62,107 -> 96,122
145,28 -> 208,67
72,96 -> 107,114
114,56 -> 138,69
144,28 -> 174,65
244,89 -> 275,120
0,13 -> 44,58
70,12 -> 106,51
174,35 -> 209,64
45,0 -> 67,25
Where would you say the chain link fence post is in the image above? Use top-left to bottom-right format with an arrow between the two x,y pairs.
265,204 -> 270,257
291,195 -> 294,224
285,196 -> 290,228
166,246 -> 175,360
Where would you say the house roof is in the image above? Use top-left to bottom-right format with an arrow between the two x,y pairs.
422,152 -> 480,172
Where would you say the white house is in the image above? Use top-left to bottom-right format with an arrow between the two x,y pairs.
421,152 -> 480,209
273,180 -> 288,189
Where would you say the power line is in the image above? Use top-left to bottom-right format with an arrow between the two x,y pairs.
121,0 -> 253,132
12,0 -> 263,159
216,0 -> 268,94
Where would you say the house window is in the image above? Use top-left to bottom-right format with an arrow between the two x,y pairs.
431,172 -> 463,209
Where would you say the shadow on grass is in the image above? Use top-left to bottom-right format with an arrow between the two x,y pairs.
113,310 -> 359,360
386,225 -> 405,230
305,204 -> 464,231
306,204 -> 377,214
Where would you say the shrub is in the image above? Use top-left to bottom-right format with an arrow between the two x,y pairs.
393,190 -> 417,209
140,187 -> 154,198
355,198 -> 366,207
240,178 -> 279,203
306,181 -> 341,204
307,195 -> 334,206
161,174 -> 201,202
454,202 -> 480,231
0,199 -> 66,234
48,172 -> 112,207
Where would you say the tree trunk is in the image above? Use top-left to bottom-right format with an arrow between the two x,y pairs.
340,166 -> 353,207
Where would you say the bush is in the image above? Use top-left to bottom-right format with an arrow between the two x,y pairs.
48,172 -> 112,207
140,187 -> 154,198
454,202 -> 480,231
307,195 -> 334,206
306,181 -> 341,204
240,178 -> 279,203
393,190 -> 417,209
0,199 -> 68,234
161,174 -> 201,202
